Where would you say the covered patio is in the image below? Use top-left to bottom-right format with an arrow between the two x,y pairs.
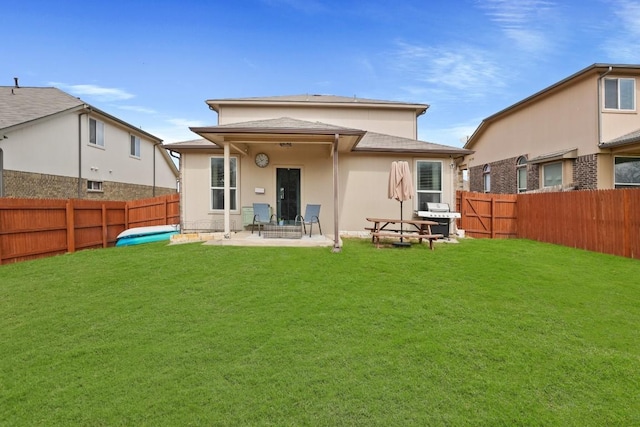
186,117 -> 366,252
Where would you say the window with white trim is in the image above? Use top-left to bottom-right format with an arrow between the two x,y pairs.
416,160 -> 442,209
130,135 -> 141,158
543,162 -> 562,187
614,156 -> 640,188
516,156 -> 527,193
483,164 -> 491,193
210,156 -> 237,210
604,78 -> 635,110
89,118 -> 105,147
87,180 -> 103,192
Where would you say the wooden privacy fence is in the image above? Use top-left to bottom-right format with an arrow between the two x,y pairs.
517,189 -> 640,259
0,194 -> 179,265
456,189 -> 640,259
456,191 -> 518,238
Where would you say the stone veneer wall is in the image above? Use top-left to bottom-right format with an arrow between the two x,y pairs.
2,170 -> 176,200
573,154 -> 598,190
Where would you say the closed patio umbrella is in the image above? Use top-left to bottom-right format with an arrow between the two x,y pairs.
388,161 -> 414,245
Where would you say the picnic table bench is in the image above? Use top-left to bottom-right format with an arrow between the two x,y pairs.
366,217 -> 443,249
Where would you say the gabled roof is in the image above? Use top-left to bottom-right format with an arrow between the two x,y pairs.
0,86 -> 84,130
206,94 -> 429,116
1,85 -> 178,177
167,117 -> 470,156
190,117 -> 365,152
464,63 -> 640,150
0,85 -> 163,143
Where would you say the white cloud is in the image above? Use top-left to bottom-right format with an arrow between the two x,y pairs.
420,119 -> 482,148
117,105 -> 157,114
167,118 -> 206,128
392,42 -> 503,99
602,0 -> 640,61
142,117 -> 209,144
477,0 -> 557,53
50,82 -> 135,102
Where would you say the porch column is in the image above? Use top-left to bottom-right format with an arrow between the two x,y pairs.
332,133 -> 341,252
223,142 -> 231,238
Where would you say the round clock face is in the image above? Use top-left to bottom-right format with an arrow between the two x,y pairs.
255,153 -> 269,168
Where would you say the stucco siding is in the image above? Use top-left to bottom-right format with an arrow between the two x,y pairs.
179,147 -> 457,235
1,114 -> 79,176
466,75 -> 598,170
218,105 -> 419,139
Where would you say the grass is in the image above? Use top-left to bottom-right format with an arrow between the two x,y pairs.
1,238 -> 639,426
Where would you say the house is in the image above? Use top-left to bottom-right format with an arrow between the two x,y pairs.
461,64 -> 640,194
164,94 -> 471,249
0,80 -> 179,200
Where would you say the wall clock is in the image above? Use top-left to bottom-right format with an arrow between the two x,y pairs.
255,152 -> 269,168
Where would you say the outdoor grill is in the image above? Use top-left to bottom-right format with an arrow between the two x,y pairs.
417,202 -> 461,238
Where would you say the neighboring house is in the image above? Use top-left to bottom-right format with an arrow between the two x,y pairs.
461,63 -> 640,194
0,80 -> 178,200
164,94 -> 471,247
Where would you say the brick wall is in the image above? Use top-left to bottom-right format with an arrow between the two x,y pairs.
2,170 -> 176,200
469,156 -> 520,194
573,154 -> 598,190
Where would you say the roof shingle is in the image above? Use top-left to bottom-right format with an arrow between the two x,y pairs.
0,86 -> 84,130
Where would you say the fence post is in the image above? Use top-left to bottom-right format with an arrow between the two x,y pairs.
66,199 -> 76,253
623,190 -> 631,258
491,196 -> 496,239
102,204 -> 108,248
164,198 -> 168,224
459,191 -> 466,230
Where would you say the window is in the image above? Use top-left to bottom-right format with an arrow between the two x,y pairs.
483,164 -> 491,193
130,135 -> 141,157
87,180 -> 103,192
604,78 -> 635,110
543,162 -> 562,187
210,156 -> 237,210
517,156 -> 527,193
416,160 -> 442,209
89,118 -> 105,146
614,156 -> 640,188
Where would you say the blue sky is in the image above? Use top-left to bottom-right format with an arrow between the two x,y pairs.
5,0 -> 640,147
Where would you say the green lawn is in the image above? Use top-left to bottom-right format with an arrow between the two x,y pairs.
1,238 -> 639,426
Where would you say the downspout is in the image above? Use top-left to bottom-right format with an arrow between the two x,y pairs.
152,142 -> 159,197
597,66 -> 613,145
78,112 -> 84,198
332,133 -> 341,253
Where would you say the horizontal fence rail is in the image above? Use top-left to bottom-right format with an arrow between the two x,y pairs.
457,189 -> 640,260
0,194 -> 179,265
456,191 -> 518,239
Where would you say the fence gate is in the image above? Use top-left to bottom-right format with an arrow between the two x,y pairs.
456,191 -> 517,239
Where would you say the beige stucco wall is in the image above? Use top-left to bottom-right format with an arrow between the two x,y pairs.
465,75 -> 599,171
179,145 -> 457,236
0,113 -> 177,192
218,105 -> 419,139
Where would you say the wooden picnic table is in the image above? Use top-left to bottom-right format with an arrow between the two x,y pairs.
365,217 -> 443,249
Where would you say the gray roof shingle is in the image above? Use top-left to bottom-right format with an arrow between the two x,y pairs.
0,86 -> 84,130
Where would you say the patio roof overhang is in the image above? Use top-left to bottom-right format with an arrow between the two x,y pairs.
190,118 -> 366,154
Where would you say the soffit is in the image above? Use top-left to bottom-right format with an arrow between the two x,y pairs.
206,94 -> 429,116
